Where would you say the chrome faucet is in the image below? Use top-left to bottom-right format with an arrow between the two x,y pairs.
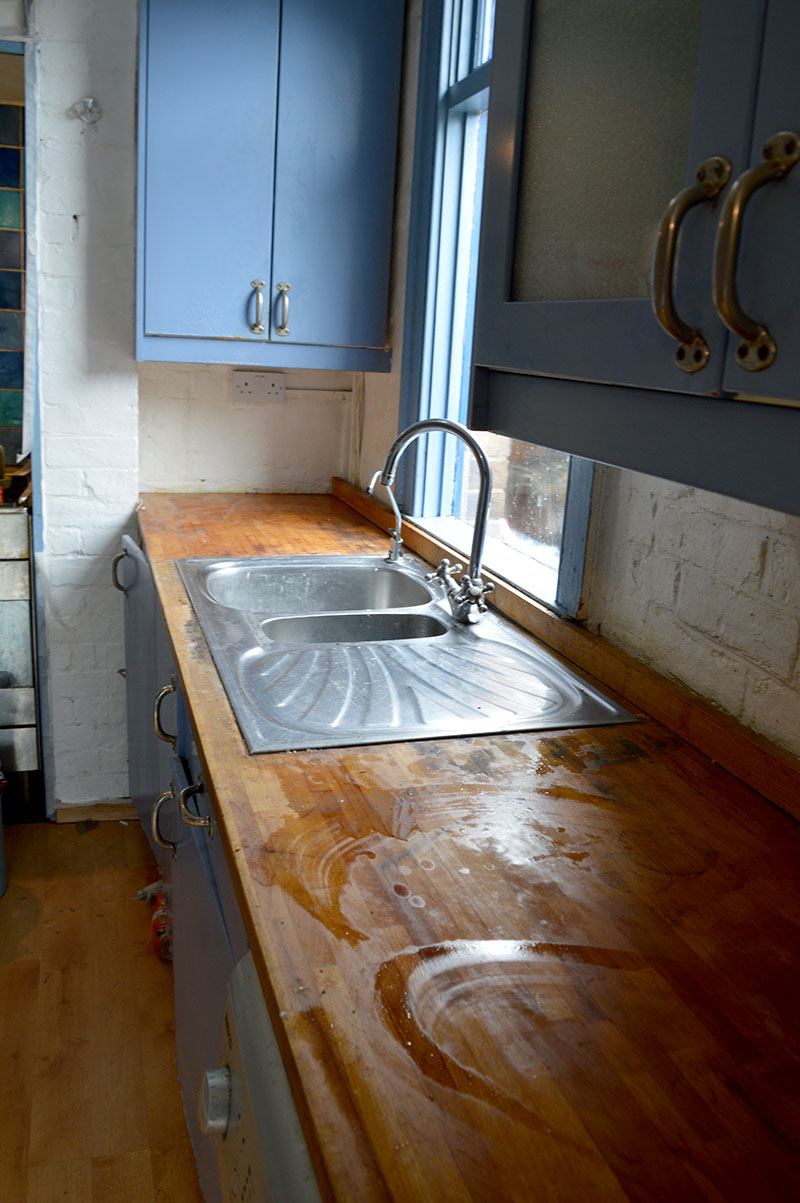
367,418 -> 494,623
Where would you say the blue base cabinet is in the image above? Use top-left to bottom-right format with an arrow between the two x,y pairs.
119,535 -> 180,870
169,740 -> 235,1203
137,0 -> 405,372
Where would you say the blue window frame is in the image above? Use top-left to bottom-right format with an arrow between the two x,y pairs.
399,0 -> 594,617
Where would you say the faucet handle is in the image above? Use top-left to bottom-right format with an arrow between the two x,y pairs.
425,559 -> 462,590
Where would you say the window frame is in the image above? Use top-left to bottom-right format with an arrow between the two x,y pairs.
398,0 -> 594,618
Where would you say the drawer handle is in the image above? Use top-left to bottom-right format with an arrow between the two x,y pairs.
249,279 -> 266,334
111,548 -> 129,595
713,130 -> 800,370
179,779 -> 213,839
652,155 -> 730,373
276,281 -> 291,336
151,784 -> 177,859
153,675 -> 177,749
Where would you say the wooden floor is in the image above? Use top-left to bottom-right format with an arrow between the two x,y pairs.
0,819 -> 203,1202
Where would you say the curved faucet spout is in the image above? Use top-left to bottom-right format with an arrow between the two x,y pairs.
377,419 -> 492,581
371,418 -> 494,623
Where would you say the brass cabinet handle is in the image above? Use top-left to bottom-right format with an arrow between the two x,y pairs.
713,130 -> 800,371
652,155 -> 731,373
153,675 -> 177,749
178,779 -> 213,839
249,279 -> 266,334
151,783 -> 177,859
111,548 -> 129,595
276,281 -> 291,336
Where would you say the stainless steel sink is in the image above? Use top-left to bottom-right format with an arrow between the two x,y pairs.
176,553 -> 635,753
201,557 -> 434,613
261,611 -> 449,645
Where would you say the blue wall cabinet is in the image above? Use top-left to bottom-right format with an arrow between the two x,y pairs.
137,0 -> 405,371
470,0 -> 800,517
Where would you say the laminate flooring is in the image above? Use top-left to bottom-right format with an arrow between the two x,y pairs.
0,818 -> 203,1201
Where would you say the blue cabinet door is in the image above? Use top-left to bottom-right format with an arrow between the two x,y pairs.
137,0 -> 403,371
720,4 -> 800,402
171,754 -> 234,1203
472,0 -> 765,397
139,0 -> 279,345
272,0 -> 404,351
121,535 -> 178,868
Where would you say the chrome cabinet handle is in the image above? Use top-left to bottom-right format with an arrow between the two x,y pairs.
249,279 -> 266,334
153,675 -> 177,749
652,155 -> 731,373
111,548 -> 129,595
713,130 -> 800,371
151,783 -> 177,859
276,281 -> 291,336
179,779 -> 213,838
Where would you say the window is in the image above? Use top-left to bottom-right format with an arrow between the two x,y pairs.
399,0 -> 593,616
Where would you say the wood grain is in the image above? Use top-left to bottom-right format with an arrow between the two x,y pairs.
332,475 -> 800,820
139,492 -> 800,1202
0,819 -> 203,1203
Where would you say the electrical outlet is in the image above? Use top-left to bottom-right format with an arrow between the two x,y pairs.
233,371 -> 286,402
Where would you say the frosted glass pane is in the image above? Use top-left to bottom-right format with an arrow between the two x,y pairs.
511,0 -> 703,302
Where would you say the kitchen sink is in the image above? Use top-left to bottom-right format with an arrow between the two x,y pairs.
176,553 -> 635,753
261,611 -> 449,645
201,557 -> 435,613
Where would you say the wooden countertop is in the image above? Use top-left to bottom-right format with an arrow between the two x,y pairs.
140,492 -> 800,1203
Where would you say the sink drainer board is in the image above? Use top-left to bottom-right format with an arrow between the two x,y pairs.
176,554 -> 636,754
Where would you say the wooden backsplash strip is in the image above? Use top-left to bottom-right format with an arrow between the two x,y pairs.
332,476 -> 800,820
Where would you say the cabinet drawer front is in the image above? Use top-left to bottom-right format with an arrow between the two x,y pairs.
0,509 -> 28,558
0,560 -> 28,600
0,599 -> 33,685
0,724 -> 38,771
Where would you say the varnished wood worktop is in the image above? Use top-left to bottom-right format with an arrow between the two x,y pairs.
139,493 -> 800,1203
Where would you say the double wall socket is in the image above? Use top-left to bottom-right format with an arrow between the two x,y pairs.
233,371 -> 286,402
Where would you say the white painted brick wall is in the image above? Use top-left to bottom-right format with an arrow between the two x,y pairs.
33,0 -> 139,807
584,468 -> 800,758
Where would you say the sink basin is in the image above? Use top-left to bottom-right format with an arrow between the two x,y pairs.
176,553 -> 635,753
261,611 -> 448,645
201,557 -> 434,613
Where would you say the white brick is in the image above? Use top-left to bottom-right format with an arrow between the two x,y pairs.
42,399 -> 137,440
742,673 -> 800,755
40,466 -> 86,497
44,436 -> 136,471
41,526 -> 84,556
677,564 -> 799,675
43,495 -> 126,529
644,611 -> 748,719
713,525 -> 768,589
762,535 -> 800,609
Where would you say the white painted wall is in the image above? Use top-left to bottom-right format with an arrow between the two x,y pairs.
583,469 -> 800,759
138,365 -> 355,494
31,0 -> 360,809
